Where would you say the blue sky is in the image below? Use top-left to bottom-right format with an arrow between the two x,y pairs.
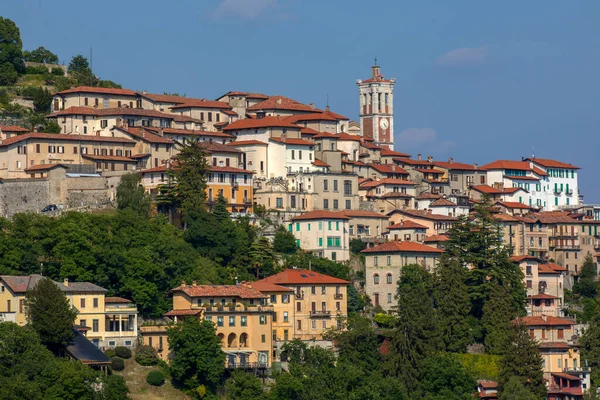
5,0 -> 600,201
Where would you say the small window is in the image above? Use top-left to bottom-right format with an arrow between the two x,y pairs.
374,274 -> 380,284
386,273 -> 392,284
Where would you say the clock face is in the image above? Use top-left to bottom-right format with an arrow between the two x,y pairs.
379,118 -> 389,130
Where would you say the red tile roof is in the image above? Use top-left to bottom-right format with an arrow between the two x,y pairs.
169,99 -> 232,110
164,309 -> 203,317
24,163 -> 70,172
368,164 -> 409,175
414,168 -> 446,175
481,160 -> 532,171
284,113 -> 338,123
247,95 -> 323,113
341,210 -> 388,219
381,149 -> 411,158
226,140 -> 268,146
140,165 -> 168,174
105,297 -> 133,303
48,106 -> 196,121
433,160 -> 478,171
222,109 -> 238,116
199,141 -> 241,154
517,316 -> 576,326
313,131 -> 339,139
416,192 -> 442,199
82,154 -> 137,162
424,234 -> 449,242
429,198 -> 457,207
55,85 -> 136,96
220,91 -> 269,100
257,269 -> 349,285
504,175 -> 540,181
528,293 -> 558,299
223,116 -> 300,131
114,127 -> 173,144
0,132 -> 135,147
269,137 -> 314,146
502,187 -> 525,194
509,255 -> 541,262
525,158 -> 580,170
479,381 -> 498,389
0,125 -> 29,133
291,210 -> 349,221
496,201 -> 532,209
145,126 -> 233,138
551,372 -> 582,381
170,284 -> 267,299
361,141 -> 381,150
210,166 -> 254,174
390,209 -> 458,221
538,342 -> 570,349
0,274 -> 106,293
312,159 -> 329,167
335,133 -> 363,142
387,220 -> 429,230
247,281 -> 294,293
362,241 -> 443,254
300,127 -> 321,136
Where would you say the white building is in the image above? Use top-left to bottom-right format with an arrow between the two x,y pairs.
290,211 -> 350,262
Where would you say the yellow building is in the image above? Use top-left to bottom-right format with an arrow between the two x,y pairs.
253,269 -> 349,342
520,315 -> 589,397
141,282 -> 273,369
0,274 -> 138,348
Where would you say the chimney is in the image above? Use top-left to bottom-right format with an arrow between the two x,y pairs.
427,209 -> 433,214
256,110 -> 266,119
541,314 -> 548,322
309,103 -> 315,110
325,105 -> 330,112
448,157 -> 454,164
427,155 -> 433,162
63,278 -> 68,287
157,127 -> 164,137
473,163 -> 478,169
192,280 -> 197,287
142,90 -> 147,95
180,280 -> 186,288
116,119 -> 123,128
417,154 -> 422,160
33,126 -> 38,133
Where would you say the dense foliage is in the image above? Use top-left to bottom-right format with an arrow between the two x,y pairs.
135,345 -> 159,366
114,346 -> 132,359
0,322 -> 128,400
146,370 -> 165,386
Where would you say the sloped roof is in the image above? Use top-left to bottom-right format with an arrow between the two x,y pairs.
169,99 -> 232,110
341,210 -> 388,219
145,126 -> 233,138
0,125 -> 29,133
0,274 -> 106,293
381,149 -> 411,158
424,234 -> 449,242
525,157 -> 580,170
292,210 -> 349,221
105,297 -> 133,303
227,140 -> 268,146
24,163 -> 70,172
247,95 -> 323,113
170,284 -> 267,299
66,329 -> 111,365
223,116 -> 300,131
359,178 -> 415,189
199,141 -> 241,154
362,241 -> 443,254
429,198 -> 457,207
388,209 -> 458,221
496,201 -> 532,210
269,137 -> 314,146
284,113 -> 338,123
517,316 -> 576,326
257,269 -> 349,285
55,86 -> 136,96
248,281 -> 294,293
113,127 -> 173,144
368,164 -> 409,174
433,160 -> 478,171
312,159 -> 330,167
0,132 -> 135,147
387,220 -> 429,230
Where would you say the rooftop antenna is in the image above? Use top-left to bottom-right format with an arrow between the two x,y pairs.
326,94 -> 329,108
532,146 -> 535,158
374,56 -> 378,66
89,46 -> 93,86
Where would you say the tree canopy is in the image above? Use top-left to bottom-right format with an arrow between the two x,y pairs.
117,173 -> 151,216
23,46 -> 58,64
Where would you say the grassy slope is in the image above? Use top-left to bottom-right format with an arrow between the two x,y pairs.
116,358 -> 190,400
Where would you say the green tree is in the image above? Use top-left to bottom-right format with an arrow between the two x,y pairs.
385,264 -> 439,394
482,282 -> 517,355
328,315 -> 381,373
574,254 -> 598,299
249,236 -> 275,279
116,173 -> 150,215
273,225 -> 297,254
498,322 -> 545,399
97,79 -> 122,89
68,54 -> 95,86
350,238 -> 366,254
0,17 -> 24,73
444,200 -> 526,318
0,62 -> 18,85
32,87 -> 53,113
44,120 -> 61,133
168,318 -> 225,392
434,257 -> 472,353
416,354 -> 477,400
580,316 -> 600,386
225,371 -> 266,400
499,377 -> 538,400
25,277 -> 77,353
169,139 -> 209,217
347,284 -> 366,315
23,46 -> 58,64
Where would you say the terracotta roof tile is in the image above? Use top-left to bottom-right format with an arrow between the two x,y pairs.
105,297 -> 133,303
416,192 -> 442,199
145,126 -> 233,138
247,281 -> 294,292
210,166 -> 254,174
0,274 -> 106,293
199,141 -> 241,154
257,269 -> 349,285
170,284 -> 267,299
291,210 -> 349,221
284,113 -> 338,123
300,127 -> 321,136
538,342 -> 570,349
169,99 -> 232,110
0,125 -> 29,133
429,198 -> 457,207
433,160 -> 478,171
517,316 -> 576,326
359,178 -> 416,188
424,234 -> 449,242
164,309 -> 203,316
270,137 -> 314,146
247,95 -> 323,113
481,160 -> 533,171
387,220 -> 429,230
114,127 -> 173,144
24,163 -> 70,172
226,140 -> 268,146
0,133 -> 135,147
528,293 -> 558,299
362,241 -> 443,254
388,209 -> 458,221
504,175 -> 540,181
525,157 -> 580,170
341,210 -> 388,219
82,154 -> 137,162
223,116 -> 300,131
368,164 -> 409,175
56,86 -> 136,96
381,149 -> 411,158
496,201 -> 532,209
312,159 -> 329,167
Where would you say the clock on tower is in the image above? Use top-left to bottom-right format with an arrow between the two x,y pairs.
356,61 -> 396,150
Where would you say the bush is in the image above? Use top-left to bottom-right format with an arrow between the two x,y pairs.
0,62 -> 18,86
146,370 -> 165,386
51,67 -> 64,76
135,345 -> 159,366
111,356 -> 125,371
114,346 -> 132,359
25,65 -> 48,75
104,348 -> 116,358
21,86 -> 40,98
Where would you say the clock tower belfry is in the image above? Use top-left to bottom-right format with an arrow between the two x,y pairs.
356,61 -> 396,149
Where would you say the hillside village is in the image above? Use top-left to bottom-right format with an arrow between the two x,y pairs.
1,15 -> 600,400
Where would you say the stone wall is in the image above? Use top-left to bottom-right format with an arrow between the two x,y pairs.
0,178 -> 50,217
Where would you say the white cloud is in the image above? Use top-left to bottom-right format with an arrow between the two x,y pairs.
437,46 -> 488,66
213,0 -> 277,19
396,128 -> 454,154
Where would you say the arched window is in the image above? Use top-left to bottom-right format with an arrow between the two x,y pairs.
227,333 -> 237,348
386,273 -> 393,284
374,274 -> 379,284
239,333 -> 249,348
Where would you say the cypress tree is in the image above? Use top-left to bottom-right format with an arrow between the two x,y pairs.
385,264 -> 439,394
434,257 -> 472,353
482,281 -> 516,355
498,322 -> 545,399
580,316 -> 600,386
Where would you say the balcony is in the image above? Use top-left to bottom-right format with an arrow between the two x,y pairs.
243,197 -> 251,204
309,310 -> 331,318
549,241 -> 580,250
334,293 -> 344,300
294,292 -> 304,300
226,362 -> 268,370
202,305 -> 273,313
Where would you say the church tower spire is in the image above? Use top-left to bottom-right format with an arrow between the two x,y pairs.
356,62 -> 396,149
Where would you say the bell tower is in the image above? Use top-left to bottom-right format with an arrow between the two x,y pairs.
356,60 -> 396,149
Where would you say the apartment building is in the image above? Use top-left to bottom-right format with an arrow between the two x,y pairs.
0,132 -> 138,178
216,91 -> 269,118
358,178 -> 417,213
432,158 -> 486,195
385,220 -> 429,243
52,86 -> 138,111
246,95 -> 324,118
519,315 -> 588,398
0,125 -> 29,139
290,211 -> 350,261
253,269 -> 349,342
387,209 -> 457,235
0,274 -> 138,348
142,282 -> 273,369
362,241 -> 443,311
